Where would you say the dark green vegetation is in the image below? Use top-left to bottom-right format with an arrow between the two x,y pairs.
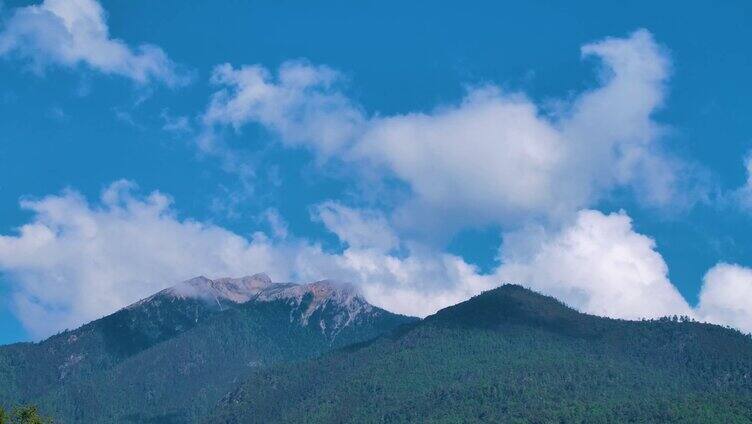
0,277 -> 415,423
0,404 -> 51,424
210,285 -> 752,424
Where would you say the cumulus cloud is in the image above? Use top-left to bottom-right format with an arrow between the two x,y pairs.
356,87 -> 569,231
0,0 -> 189,85
0,182 -> 274,336
496,210 -> 692,320
697,263 -> 752,333
199,30 -> 694,237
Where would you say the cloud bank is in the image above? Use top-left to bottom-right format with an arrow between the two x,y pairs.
0,183 -> 491,336
0,182 -> 746,339
0,0 -> 189,85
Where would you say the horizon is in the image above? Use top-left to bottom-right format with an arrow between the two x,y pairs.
2,0 -> 752,344
2,273 -> 747,346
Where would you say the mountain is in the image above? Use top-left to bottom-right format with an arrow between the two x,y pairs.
209,284 -> 752,423
5,281 -> 752,423
0,274 -> 416,423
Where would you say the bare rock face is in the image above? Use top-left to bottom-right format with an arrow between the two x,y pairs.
165,273 -> 274,304
151,274 -> 379,339
257,280 -> 372,321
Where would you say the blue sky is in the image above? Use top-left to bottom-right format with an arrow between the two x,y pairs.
1,0 -> 752,343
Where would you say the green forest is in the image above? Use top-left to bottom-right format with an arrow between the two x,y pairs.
210,286 -> 752,423
3,284 -> 752,423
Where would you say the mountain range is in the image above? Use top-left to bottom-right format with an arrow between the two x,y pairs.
2,275 -> 752,423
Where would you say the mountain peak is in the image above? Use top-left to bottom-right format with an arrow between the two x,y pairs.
220,273 -> 272,284
428,283 -> 587,331
307,279 -> 360,299
152,275 -> 380,336
165,273 -> 273,304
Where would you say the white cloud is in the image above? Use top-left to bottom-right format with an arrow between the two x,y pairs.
161,110 -> 192,134
732,152 -> 752,212
496,210 -> 692,320
312,201 -> 398,251
697,263 -> 752,333
0,181 -> 276,337
356,87 -> 569,232
200,61 -> 365,156
199,30 -> 694,237
0,0 -> 189,85
262,208 -> 289,239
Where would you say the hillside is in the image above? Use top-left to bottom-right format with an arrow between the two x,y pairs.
210,285 -> 752,423
0,274 -> 416,423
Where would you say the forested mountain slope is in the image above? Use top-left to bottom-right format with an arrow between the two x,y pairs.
210,284 -> 752,424
0,274 -> 416,423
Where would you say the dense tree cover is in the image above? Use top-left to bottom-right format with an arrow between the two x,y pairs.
0,405 -> 51,424
209,285 -> 752,423
0,294 -> 225,404
0,289 -> 414,423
